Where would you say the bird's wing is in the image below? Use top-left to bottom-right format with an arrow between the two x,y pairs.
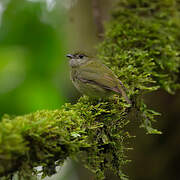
77,60 -> 118,90
77,60 -> 131,104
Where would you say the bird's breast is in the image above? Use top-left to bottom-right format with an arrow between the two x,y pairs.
70,68 -> 78,82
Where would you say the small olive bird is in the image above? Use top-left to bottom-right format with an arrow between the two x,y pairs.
67,53 -> 131,104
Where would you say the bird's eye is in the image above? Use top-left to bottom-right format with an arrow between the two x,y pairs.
79,54 -> 84,59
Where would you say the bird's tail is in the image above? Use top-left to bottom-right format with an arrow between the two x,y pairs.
118,80 -> 132,104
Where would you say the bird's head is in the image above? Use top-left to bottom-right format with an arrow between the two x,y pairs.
66,53 -> 90,67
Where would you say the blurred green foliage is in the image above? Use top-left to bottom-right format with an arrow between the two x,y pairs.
0,0 -> 68,117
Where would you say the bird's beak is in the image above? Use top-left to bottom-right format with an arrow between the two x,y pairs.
66,54 -> 73,59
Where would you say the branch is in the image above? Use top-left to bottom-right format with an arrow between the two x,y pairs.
0,97 -> 131,180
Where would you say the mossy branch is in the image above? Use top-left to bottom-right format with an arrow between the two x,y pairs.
0,0 -> 180,179
0,97 -> 131,180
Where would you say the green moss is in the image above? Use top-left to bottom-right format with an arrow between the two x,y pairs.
0,0 -> 180,179
98,0 -> 180,134
0,96 -> 131,179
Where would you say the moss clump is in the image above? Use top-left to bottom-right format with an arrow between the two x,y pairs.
98,0 -> 180,134
0,96 -> 131,180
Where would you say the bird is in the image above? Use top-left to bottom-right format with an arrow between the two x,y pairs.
66,53 -> 131,104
